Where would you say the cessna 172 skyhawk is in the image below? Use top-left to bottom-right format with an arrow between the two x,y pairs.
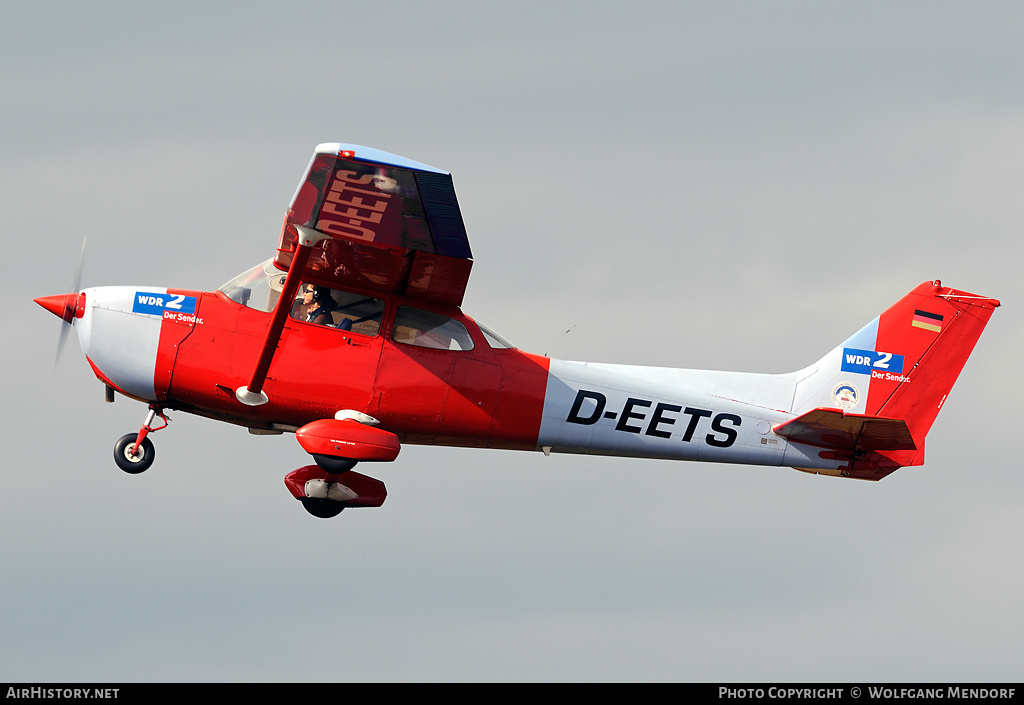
35,143 -> 1000,518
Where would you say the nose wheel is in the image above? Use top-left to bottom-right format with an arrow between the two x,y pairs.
114,406 -> 168,474
114,433 -> 155,473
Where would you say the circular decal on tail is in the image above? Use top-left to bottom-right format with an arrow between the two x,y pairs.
831,382 -> 859,410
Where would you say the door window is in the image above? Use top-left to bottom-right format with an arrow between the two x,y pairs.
291,283 -> 385,337
392,307 -> 475,351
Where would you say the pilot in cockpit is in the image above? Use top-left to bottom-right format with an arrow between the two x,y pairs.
298,285 -> 336,326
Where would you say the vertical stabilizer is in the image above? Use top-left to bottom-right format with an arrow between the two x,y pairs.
781,281 -> 999,478
863,281 -> 999,452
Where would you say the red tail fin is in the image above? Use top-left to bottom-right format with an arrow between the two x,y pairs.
782,281 -> 998,480
867,281 -> 999,462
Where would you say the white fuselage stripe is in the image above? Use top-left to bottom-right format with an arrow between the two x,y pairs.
538,358 -> 794,467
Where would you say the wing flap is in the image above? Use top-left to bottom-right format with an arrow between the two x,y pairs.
773,407 -> 917,452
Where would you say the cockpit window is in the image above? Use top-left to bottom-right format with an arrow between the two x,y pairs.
219,261 -> 386,336
218,259 -> 287,313
291,282 -> 385,337
393,306 -> 475,351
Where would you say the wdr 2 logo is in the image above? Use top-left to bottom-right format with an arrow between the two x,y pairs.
841,347 -> 904,375
133,292 -> 197,316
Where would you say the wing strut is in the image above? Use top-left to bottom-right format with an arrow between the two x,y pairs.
236,226 -> 329,406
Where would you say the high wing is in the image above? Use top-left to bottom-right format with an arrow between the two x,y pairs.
236,144 -> 474,406
274,143 -> 473,307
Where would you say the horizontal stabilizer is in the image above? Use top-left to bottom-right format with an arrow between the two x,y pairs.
773,407 -> 917,453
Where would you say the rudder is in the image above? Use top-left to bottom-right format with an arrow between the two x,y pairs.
863,280 -> 999,457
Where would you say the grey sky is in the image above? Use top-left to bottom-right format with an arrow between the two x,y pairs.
2,1 -> 1022,681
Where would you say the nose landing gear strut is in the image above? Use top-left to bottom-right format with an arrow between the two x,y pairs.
113,405 -> 169,474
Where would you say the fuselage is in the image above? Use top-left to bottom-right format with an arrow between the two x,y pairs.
69,272 -> 839,474
34,143 -> 1000,516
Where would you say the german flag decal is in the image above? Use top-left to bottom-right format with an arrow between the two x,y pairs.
912,309 -> 944,332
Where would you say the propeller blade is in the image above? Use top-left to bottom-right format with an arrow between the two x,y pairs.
55,308 -> 72,367
54,237 -> 86,366
70,236 -> 86,293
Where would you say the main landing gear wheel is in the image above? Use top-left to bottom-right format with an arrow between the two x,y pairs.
300,497 -> 345,519
114,433 -> 155,474
312,454 -> 358,474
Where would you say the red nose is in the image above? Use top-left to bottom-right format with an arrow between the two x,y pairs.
34,293 -> 85,323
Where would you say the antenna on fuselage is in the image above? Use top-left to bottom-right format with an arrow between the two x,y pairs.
544,324 -> 576,357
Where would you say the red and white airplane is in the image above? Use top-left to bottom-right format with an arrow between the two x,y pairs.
36,143 -> 1001,518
